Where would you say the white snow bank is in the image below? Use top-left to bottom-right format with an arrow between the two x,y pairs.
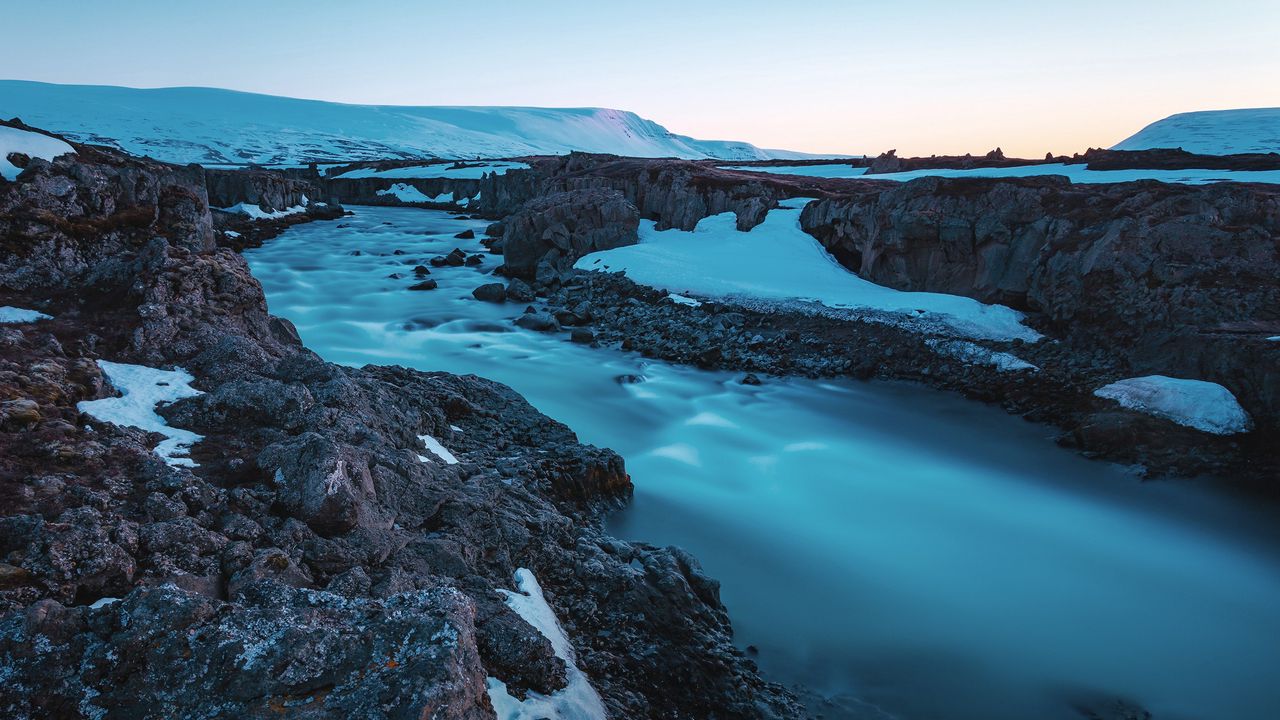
337,161 -> 530,180
217,202 -> 306,220
486,568 -> 607,720
89,597 -> 120,609
0,125 -> 75,180
222,230 -> 241,239
927,339 -> 1039,373
418,434 -> 459,464
574,199 -> 1039,342
723,161 -> 1280,185
1094,375 -> 1251,435
77,360 -> 205,466
0,306 -> 52,323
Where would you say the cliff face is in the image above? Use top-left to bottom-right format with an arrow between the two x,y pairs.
799,176 -> 1280,420
204,167 -> 322,211
0,135 -> 797,718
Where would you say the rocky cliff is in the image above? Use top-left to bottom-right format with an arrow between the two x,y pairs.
0,131 -> 797,717
799,176 -> 1280,422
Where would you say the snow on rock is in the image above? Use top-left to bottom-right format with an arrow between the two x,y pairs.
417,434 -> 459,464
0,306 -> 52,323
926,339 -> 1039,372
0,125 -> 75,180
574,199 -> 1039,342
337,161 -> 530,180
88,597 -> 120,609
1113,108 -> 1280,156
77,360 -> 205,466
666,293 -> 703,307
376,183 -> 431,203
1094,375 -> 1252,435
0,80 -> 817,164
723,161 -> 1280,185
217,202 -> 306,220
486,568 -> 607,720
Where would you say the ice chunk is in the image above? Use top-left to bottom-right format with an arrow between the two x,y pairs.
1094,375 -> 1251,435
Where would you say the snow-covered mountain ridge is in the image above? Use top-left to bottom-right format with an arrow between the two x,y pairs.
1113,108 -> 1280,155
0,80 -> 813,164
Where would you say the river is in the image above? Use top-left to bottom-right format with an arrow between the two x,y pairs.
246,206 -> 1280,720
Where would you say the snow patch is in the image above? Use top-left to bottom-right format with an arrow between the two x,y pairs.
486,568 -> 606,720
0,306 -> 52,323
927,339 -> 1039,372
1094,375 -> 1251,435
217,202 -> 306,220
575,201 -> 1039,342
418,434 -> 459,464
0,125 -> 75,180
222,230 -> 241,239
77,360 -> 205,466
666,293 -> 703,307
89,597 -> 120,609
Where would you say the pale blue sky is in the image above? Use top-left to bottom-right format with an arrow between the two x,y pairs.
4,0 -> 1277,155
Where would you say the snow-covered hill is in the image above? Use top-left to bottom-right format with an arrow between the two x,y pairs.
0,80 -> 811,164
1113,108 -> 1280,155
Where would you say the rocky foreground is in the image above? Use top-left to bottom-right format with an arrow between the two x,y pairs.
0,124 -> 798,717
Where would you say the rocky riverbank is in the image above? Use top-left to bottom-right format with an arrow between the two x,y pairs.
470,154 -> 1278,486
1,128 -> 798,717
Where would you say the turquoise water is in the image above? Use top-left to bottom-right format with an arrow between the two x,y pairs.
247,206 -> 1280,720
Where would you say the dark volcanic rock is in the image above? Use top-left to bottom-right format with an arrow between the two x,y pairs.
409,280 -> 439,291
500,188 -> 640,282
472,283 -> 506,303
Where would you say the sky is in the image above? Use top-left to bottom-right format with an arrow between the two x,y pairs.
3,0 -> 1278,156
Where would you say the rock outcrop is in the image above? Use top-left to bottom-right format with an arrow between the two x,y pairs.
799,176 -> 1280,422
500,188 -> 640,281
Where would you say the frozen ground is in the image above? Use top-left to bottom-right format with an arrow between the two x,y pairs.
245,206 -> 1280,720
574,199 -> 1039,342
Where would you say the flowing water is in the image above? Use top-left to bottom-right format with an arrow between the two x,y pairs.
246,206 -> 1280,720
